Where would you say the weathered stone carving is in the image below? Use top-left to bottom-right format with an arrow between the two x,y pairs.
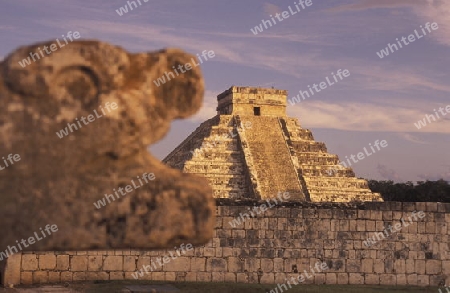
0,40 -> 215,251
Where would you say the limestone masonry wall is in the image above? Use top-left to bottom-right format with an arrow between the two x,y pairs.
3,201 -> 450,287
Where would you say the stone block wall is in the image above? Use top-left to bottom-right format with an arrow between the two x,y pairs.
3,201 -> 449,287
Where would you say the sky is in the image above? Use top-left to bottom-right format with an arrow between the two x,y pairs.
1,0 -> 449,183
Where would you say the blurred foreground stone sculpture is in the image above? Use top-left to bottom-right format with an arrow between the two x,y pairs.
0,40 -> 215,251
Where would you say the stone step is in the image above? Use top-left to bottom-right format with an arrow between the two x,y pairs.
242,116 -> 306,200
300,169 -> 355,177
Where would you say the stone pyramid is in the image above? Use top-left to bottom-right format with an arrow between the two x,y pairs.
163,86 -> 382,202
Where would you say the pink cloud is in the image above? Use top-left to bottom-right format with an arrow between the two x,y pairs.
377,164 -> 401,181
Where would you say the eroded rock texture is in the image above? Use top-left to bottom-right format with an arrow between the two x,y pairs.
0,40 -> 215,251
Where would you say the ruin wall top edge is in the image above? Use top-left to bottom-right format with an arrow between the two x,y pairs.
215,198 -> 450,212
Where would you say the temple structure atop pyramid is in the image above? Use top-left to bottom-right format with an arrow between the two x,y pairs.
163,86 -> 382,202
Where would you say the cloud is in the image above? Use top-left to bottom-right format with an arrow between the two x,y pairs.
358,65 -> 450,94
36,19 -> 249,65
8,1 -> 449,135
417,167 -> 450,181
263,3 -> 282,15
188,90 -> 218,123
328,0 -> 423,12
29,6 -> 450,96
36,18 -> 327,76
415,0 -> 450,47
398,133 -> 429,144
287,100 -> 450,133
329,0 -> 450,47
377,164 -> 401,181
0,25 -> 14,30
